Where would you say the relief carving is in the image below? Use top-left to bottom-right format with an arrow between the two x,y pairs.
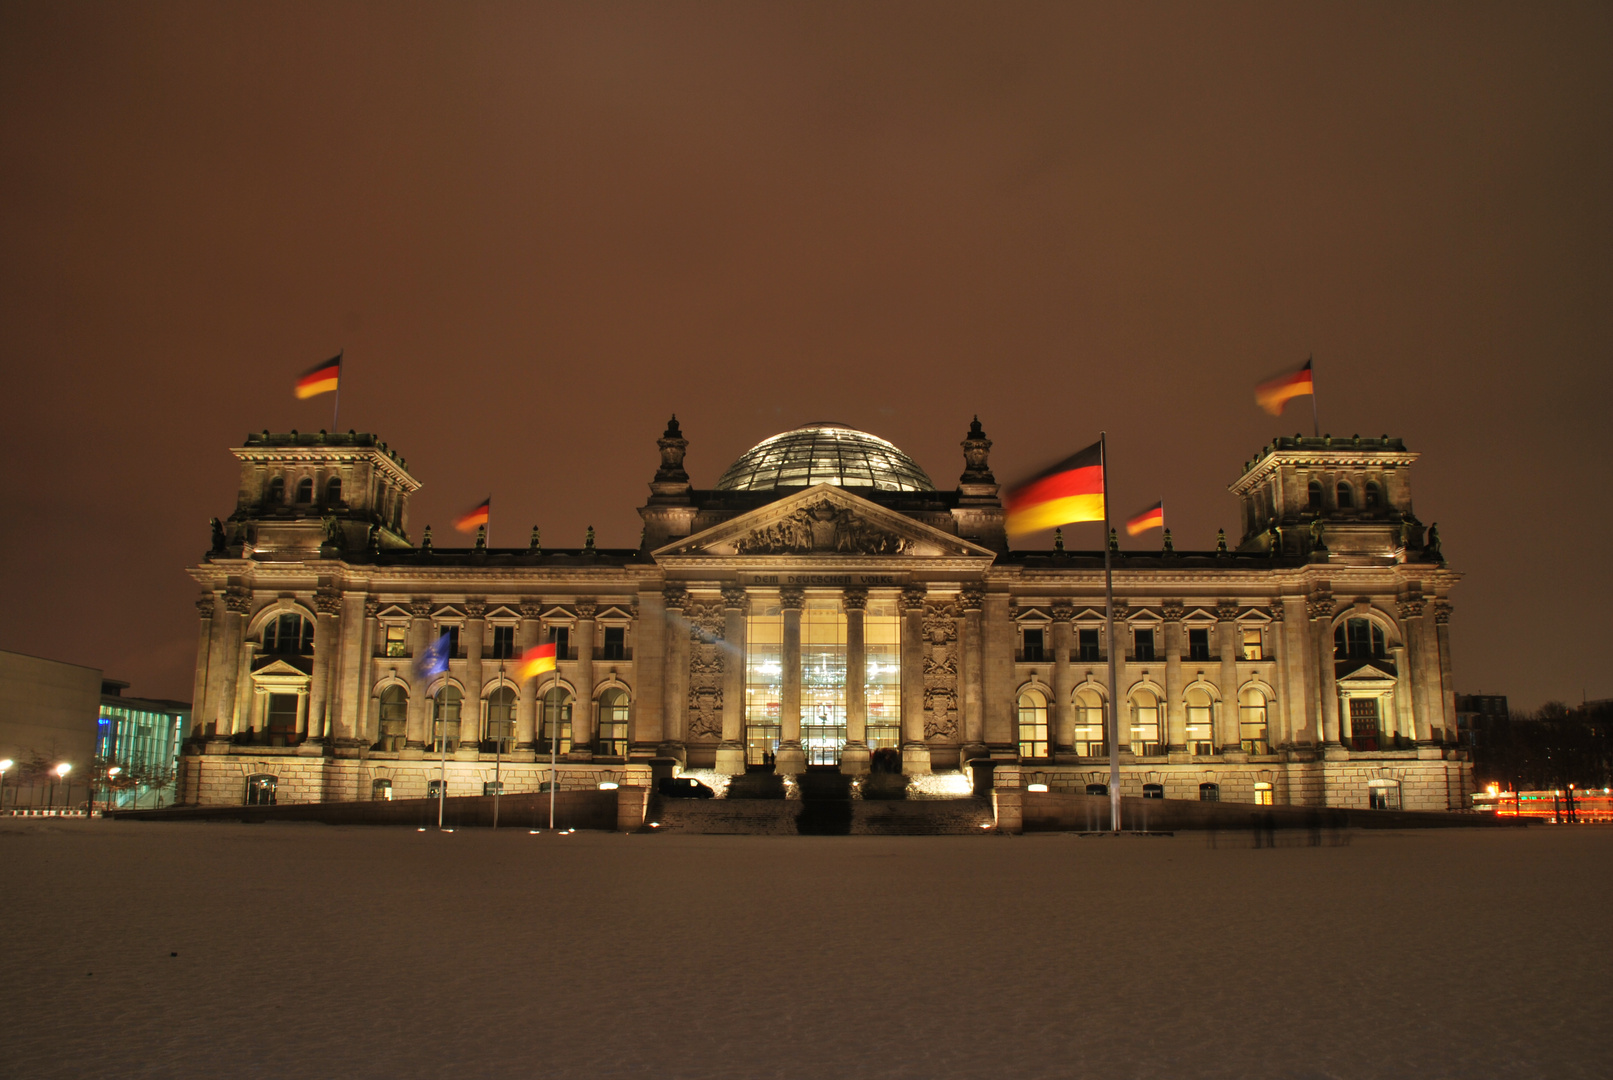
685,601 -> 725,741
922,600 -> 959,740
733,499 -> 909,556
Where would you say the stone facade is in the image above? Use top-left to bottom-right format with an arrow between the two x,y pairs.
180,420 -> 1470,812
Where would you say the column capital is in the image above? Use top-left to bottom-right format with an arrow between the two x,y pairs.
224,586 -> 251,614
960,585 -> 987,613
899,584 -> 927,612
1160,601 -> 1185,622
364,598 -> 382,619
314,589 -> 343,616
463,599 -> 486,619
663,584 -> 688,611
1215,600 -> 1239,622
1398,597 -> 1424,619
409,598 -> 432,619
841,586 -> 868,611
518,600 -> 544,620
575,599 -> 598,620
196,593 -> 217,618
1433,599 -> 1452,624
778,586 -> 805,610
1307,593 -> 1334,621
1267,604 -> 1284,623
721,584 -> 750,611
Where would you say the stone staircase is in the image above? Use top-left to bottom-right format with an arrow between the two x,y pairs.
645,796 -> 995,836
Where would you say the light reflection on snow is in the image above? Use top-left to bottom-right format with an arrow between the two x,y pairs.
909,771 -> 972,798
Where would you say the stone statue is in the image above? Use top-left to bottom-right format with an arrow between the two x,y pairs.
1108,528 -> 1119,552
1162,527 -> 1174,553
474,524 -> 487,552
1216,528 -> 1229,555
585,525 -> 596,552
420,525 -> 433,553
209,517 -> 226,553
529,526 -> 541,554
367,523 -> 381,554
1053,527 -> 1065,553
1308,516 -> 1326,551
1425,523 -> 1443,561
1399,518 -> 1412,548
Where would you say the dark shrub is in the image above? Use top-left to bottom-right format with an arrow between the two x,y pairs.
861,772 -> 909,800
869,747 -> 903,774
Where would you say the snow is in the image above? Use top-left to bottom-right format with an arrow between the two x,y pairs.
1,821 -> 1607,1079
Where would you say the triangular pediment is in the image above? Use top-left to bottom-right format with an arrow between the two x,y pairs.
251,658 -> 310,678
1336,661 -> 1397,685
655,485 -> 994,561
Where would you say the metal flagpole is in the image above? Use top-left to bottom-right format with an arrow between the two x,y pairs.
492,681 -> 502,830
1308,353 -> 1319,438
548,665 -> 560,830
333,349 -> 343,431
437,688 -> 448,829
1102,432 -> 1121,833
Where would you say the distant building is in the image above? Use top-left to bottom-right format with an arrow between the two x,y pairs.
96,681 -> 189,809
179,420 -> 1472,812
0,649 -> 101,770
1455,693 -> 1509,746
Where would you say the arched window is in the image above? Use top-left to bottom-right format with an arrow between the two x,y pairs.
295,477 -> 313,503
262,613 -> 314,655
326,476 -> 342,504
244,774 -> 277,806
1239,687 -> 1270,754
1085,783 -> 1107,796
1364,481 -> 1382,510
267,476 -> 286,504
597,687 -> 629,758
1142,783 -> 1164,799
1253,781 -> 1274,805
1185,687 -> 1214,755
371,778 -> 392,801
1129,688 -> 1161,756
432,687 -> 462,751
540,687 -> 573,755
1307,480 -> 1323,511
1334,618 -> 1387,660
1199,782 -> 1220,802
485,686 -> 517,750
1368,779 -> 1401,810
1336,482 -> 1354,509
377,685 -> 407,751
1016,689 -> 1049,760
1073,687 -> 1105,756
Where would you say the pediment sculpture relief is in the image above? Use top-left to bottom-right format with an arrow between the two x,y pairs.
733,499 -> 910,556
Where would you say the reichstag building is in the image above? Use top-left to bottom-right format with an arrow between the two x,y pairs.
180,417 -> 1472,811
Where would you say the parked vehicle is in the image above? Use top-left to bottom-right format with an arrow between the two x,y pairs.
657,777 -> 715,799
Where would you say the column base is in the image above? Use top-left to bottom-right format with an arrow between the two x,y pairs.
1415,744 -> 1446,760
839,742 -> 871,776
399,744 -> 426,760
714,742 -> 746,776
960,742 -> 989,765
773,741 -> 806,776
901,743 -> 931,776
1219,748 -> 1250,763
295,739 -> 326,757
1323,744 -> 1351,761
454,746 -> 481,761
657,742 -> 687,768
204,738 -> 232,756
566,749 -> 595,763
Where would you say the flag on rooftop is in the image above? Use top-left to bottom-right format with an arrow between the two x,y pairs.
293,353 -> 341,399
1126,500 -> 1164,536
516,643 -> 557,683
1004,440 -> 1105,538
1255,358 -> 1314,415
454,497 -> 490,533
414,632 -> 450,681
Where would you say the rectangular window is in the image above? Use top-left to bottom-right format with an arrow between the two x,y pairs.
265,694 -> 298,736
1241,627 -> 1264,661
490,625 -> 515,659
1077,628 -> 1100,662
439,624 -> 460,658
801,600 -> 847,765
550,626 -> 570,660
1134,628 -> 1156,662
864,601 -> 901,751
745,605 -> 784,766
1187,627 -> 1210,661
602,626 -> 626,660
384,625 -> 407,657
1022,627 -> 1046,662
1349,697 -> 1381,751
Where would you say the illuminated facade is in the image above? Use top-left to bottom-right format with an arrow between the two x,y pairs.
179,419 -> 1473,811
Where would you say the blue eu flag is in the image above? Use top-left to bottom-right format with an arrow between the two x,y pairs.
414,632 -> 451,680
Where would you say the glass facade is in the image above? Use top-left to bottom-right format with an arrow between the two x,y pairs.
715,424 -> 936,493
801,601 -> 846,764
95,697 -> 187,809
864,601 -> 901,750
745,605 -> 783,765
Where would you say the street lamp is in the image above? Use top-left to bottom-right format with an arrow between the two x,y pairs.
51,762 -> 71,810
94,765 -> 122,817
0,759 -> 12,814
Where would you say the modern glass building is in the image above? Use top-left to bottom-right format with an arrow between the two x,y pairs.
96,681 -> 188,808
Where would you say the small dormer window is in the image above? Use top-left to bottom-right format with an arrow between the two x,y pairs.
1364,481 -> 1383,510
267,476 -> 285,504
326,477 -> 342,503
295,478 -> 313,503
1307,480 -> 1323,511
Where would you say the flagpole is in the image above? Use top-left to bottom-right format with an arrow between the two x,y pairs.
1308,353 -> 1318,438
548,665 -> 560,831
492,676 -> 502,830
1101,432 -> 1121,833
333,348 -> 343,431
437,682 -> 448,830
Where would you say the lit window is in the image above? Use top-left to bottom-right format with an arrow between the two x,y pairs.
1199,782 -> 1220,802
384,625 -> 408,657
1073,687 -> 1105,756
485,686 -> 517,750
1185,688 -> 1214,755
371,778 -> 392,801
432,688 -> 462,751
1253,781 -> 1274,805
1022,627 -> 1046,662
1241,627 -> 1264,661
1239,688 -> 1270,754
1142,783 -> 1164,799
427,779 -> 447,800
1017,689 -> 1049,759
244,774 -> 277,806
377,686 -> 407,751
540,687 -> 573,755
597,687 -> 630,757
1187,627 -> 1210,661
1368,779 -> 1401,810
1134,628 -> 1156,662
1129,689 -> 1161,755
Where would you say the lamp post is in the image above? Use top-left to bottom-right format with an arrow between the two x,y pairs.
0,759 -> 12,814
52,762 -> 71,811
95,765 -> 122,817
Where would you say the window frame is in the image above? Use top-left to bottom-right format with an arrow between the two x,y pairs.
1016,688 -> 1050,760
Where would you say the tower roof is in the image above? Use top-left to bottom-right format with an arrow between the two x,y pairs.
713,423 -> 936,493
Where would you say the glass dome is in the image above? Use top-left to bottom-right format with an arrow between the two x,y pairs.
715,422 -> 936,493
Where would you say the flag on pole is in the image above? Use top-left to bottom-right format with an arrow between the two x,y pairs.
1125,501 -> 1164,536
1255,358 -> 1314,415
453,497 -> 491,533
294,354 -> 342,399
1004,440 -> 1105,538
516,643 -> 557,683
414,632 -> 451,681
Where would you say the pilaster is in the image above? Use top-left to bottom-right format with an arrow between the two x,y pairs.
717,586 -> 749,775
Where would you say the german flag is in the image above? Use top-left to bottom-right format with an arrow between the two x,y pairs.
1255,358 -> 1313,416
294,354 -> 341,399
1005,440 -> 1104,538
516,642 -> 557,683
453,497 -> 490,533
1126,501 -> 1164,536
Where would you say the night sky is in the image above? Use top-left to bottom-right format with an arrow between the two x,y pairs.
2,3 -> 1608,709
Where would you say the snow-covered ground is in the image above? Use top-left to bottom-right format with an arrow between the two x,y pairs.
1,821 -> 1606,1079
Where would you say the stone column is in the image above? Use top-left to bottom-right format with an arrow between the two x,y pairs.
840,587 -> 870,775
330,593 -> 367,749
1161,603 -> 1185,751
1050,602 -> 1075,754
1280,597 -> 1313,745
960,586 -> 987,761
717,586 -> 749,775
1434,601 -> 1457,743
660,585 -> 689,762
1216,602 -> 1241,752
294,688 -> 309,740
232,638 -> 257,741
304,588 -> 341,751
1390,642 -> 1413,745
899,584 -> 930,775
1310,595 -> 1340,747
403,599 -> 433,753
1397,598 -> 1432,742
458,601 -> 486,756
514,602 -> 542,751
569,601 -> 597,760
774,587 -> 806,775
353,599 -> 380,746
190,593 -> 216,740
635,585 -> 666,750
211,587 -> 250,742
